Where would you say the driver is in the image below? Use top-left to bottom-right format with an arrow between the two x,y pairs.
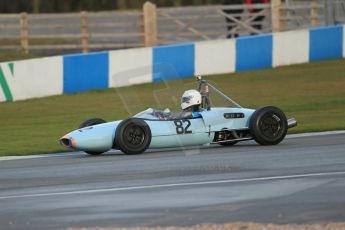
180,89 -> 203,119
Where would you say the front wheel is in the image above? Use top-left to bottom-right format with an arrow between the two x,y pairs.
115,118 -> 151,155
249,106 -> 288,145
79,118 -> 106,129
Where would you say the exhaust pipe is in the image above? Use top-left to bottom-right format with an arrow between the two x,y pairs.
287,118 -> 297,129
60,135 -> 76,149
60,138 -> 71,148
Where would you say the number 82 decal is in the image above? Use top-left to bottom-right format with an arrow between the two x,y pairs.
174,120 -> 192,134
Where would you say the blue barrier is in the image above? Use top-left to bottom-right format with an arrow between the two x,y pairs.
309,25 -> 343,61
63,52 -> 109,93
152,43 -> 195,82
236,34 -> 273,72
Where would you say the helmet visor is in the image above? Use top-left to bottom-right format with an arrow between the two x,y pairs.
181,96 -> 192,104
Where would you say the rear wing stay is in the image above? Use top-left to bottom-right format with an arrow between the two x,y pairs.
196,75 -> 242,109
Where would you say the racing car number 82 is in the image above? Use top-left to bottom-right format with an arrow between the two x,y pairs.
174,120 -> 192,134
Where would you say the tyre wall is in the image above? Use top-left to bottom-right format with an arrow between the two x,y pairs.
0,25 -> 344,102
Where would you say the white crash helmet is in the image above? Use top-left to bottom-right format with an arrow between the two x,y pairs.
181,89 -> 202,110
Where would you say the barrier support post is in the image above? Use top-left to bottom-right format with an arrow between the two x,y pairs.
143,1 -> 157,47
310,2 -> 318,27
80,11 -> 89,53
20,12 -> 29,54
271,0 -> 283,32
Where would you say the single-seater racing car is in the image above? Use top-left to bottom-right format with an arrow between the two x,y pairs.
60,76 -> 297,155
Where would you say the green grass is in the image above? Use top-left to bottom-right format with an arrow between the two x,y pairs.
0,52 -> 37,62
0,59 -> 345,156
0,38 -> 71,62
0,38 -> 73,46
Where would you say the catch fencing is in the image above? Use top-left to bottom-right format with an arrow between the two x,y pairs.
0,10 -> 143,55
0,0 -> 330,54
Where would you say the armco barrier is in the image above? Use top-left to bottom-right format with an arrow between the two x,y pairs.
63,52 -> 109,93
272,29 -> 309,67
195,39 -> 235,75
309,26 -> 343,61
236,34 -> 273,72
0,25 -> 344,102
0,57 -> 63,102
153,43 -> 195,82
109,48 -> 152,88
343,25 -> 345,58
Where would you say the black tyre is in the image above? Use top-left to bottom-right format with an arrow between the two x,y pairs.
115,118 -> 151,155
249,106 -> 288,145
79,118 -> 107,155
219,141 -> 238,146
79,118 -> 106,129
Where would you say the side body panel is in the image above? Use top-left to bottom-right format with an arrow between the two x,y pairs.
200,107 -> 255,131
147,107 -> 255,148
147,118 -> 214,148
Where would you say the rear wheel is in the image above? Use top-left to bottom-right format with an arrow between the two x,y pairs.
115,118 -> 151,155
249,106 -> 288,145
79,118 -> 106,155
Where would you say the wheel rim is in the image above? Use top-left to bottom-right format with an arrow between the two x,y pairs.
259,113 -> 283,139
124,124 -> 145,146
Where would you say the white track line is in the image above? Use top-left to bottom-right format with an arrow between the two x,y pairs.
0,130 -> 344,161
0,171 -> 344,200
287,130 -> 345,139
0,152 -> 80,161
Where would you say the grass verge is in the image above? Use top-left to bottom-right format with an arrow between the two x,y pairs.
0,52 -> 37,62
0,59 -> 344,156
0,38 -> 73,46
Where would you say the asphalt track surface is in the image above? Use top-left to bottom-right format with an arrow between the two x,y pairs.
0,132 -> 345,230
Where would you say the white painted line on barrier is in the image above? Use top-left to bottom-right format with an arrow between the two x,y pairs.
0,171 -> 344,200
0,130 -> 344,161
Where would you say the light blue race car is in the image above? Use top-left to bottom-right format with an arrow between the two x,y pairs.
60,76 -> 297,155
